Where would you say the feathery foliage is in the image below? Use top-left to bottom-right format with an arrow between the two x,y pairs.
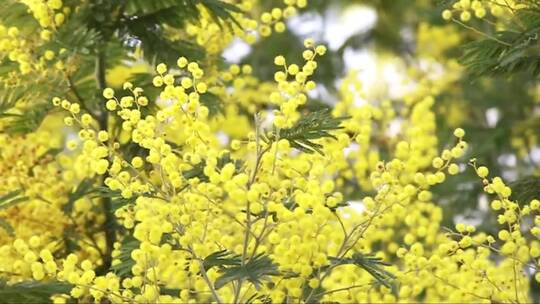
0,280 -> 73,304
214,253 -> 280,289
273,109 -> 348,155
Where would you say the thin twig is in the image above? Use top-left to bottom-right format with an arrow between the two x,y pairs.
452,18 -> 512,46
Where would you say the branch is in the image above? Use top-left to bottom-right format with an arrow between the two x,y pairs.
94,49 -> 116,275
452,18 -> 512,46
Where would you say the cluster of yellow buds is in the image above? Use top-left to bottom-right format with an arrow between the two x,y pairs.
272,39 -> 326,128
441,0 -> 527,22
0,1 -> 69,75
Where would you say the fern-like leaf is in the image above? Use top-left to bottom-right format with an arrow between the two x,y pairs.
110,236 -> 141,277
510,175 -> 540,204
460,8 -> 540,78
329,253 -> 396,290
274,109 -> 347,155
214,253 -> 279,290
203,249 -> 241,271
0,280 -> 72,304
0,190 -> 28,210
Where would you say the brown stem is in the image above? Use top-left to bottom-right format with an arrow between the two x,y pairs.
94,49 -> 116,275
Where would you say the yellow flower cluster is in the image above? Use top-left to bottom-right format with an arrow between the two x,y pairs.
0,131 -> 67,245
272,39 -> 326,129
184,0 -> 306,54
19,0 -> 66,29
258,3 -> 302,37
417,23 -> 461,59
0,0 -> 68,75
2,1 -> 540,301
208,64 -> 276,138
38,42 -> 528,302
0,126 -> 105,288
442,0 -> 526,22
0,236 -> 58,281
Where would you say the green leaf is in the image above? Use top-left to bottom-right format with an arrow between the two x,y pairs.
301,281 -> 326,303
182,161 -> 207,181
0,190 -> 28,210
329,253 -> 396,291
110,236 -> 141,277
124,0 -> 185,20
274,109 -> 348,155
245,293 -> 272,304
63,178 -> 98,214
60,226 -> 82,254
120,17 -> 204,64
116,0 -> 244,65
214,253 -> 279,290
123,0 -> 243,26
200,92 -> 224,117
3,103 -> 52,135
199,0 -> 244,29
460,8 -> 540,78
0,218 -> 15,236
203,250 -> 241,271
0,2 -> 40,31
93,187 -> 138,212
509,175 -> 540,204
0,87 -> 25,117
0,280 -> 72,304
44,16 -> 101,56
